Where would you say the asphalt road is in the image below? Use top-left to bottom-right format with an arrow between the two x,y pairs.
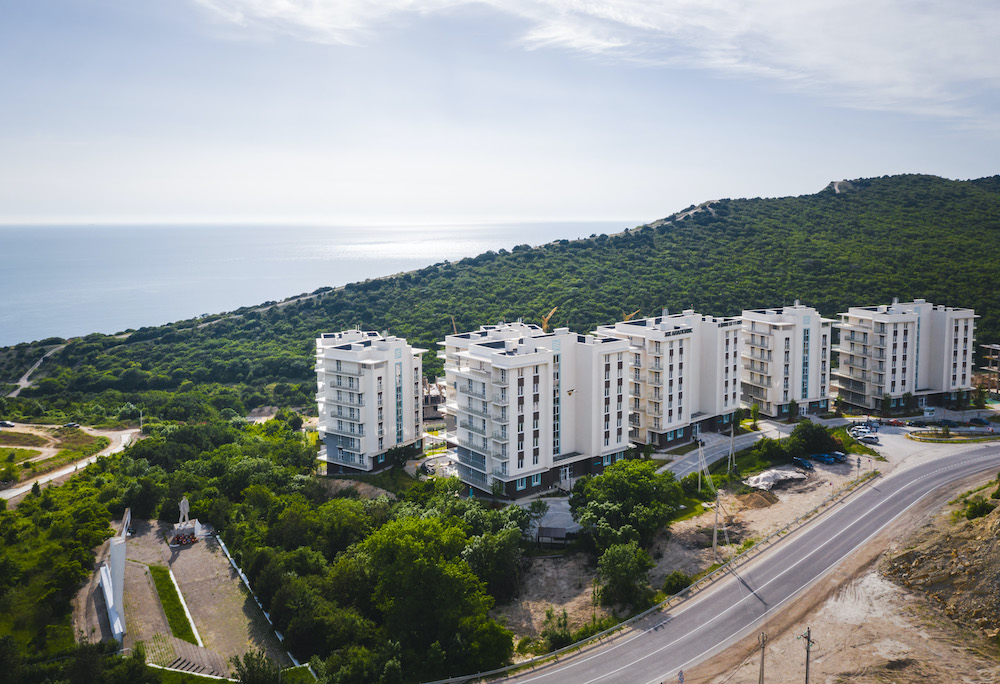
501,441 -> 1000,684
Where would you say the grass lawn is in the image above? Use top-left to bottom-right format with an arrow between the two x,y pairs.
0,431 -> 47,447
148,564 -> 198,645
666,442 -> 699,456
2,447 -> 42,463
329,467 -> 419,495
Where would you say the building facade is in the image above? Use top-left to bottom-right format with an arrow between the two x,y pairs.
741,302 -> 834,418
316,330 -> 424,473
596,310 -> 742,448
441,322 -> 630,498
833,299 -> 977,412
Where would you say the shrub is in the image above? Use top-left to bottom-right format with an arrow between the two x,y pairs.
964,496 -> 996,521
662,570 -> 693,595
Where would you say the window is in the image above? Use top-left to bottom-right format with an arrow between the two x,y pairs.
531,474 -> 541,487
516,477 -> 526,491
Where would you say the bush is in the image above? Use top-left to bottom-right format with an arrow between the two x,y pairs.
964,496 -> 996,520
662,570 -> 692,595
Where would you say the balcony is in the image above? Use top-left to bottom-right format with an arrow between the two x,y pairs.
491,467 -> 511,479
327,395 -> 365,408
491,430 -> 509,441
492,374 -> 509,387
492,410 -> 509,423
458,403 -> 490,418
459,419 -> 487,436
325,424 -> 365,438
458,385 -> 487,399
492,393 -> 509,404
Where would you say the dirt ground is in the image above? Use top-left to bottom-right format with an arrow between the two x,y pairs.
496,455 -> 1000,681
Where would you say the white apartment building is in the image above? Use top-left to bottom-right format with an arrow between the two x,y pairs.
741,302 -> 834,418
316,330 -> 424,473
833,299 -> 977,412
596,311 -> 742,448
441,322 -> 630,498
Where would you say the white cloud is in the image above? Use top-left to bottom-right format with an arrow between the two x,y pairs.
191,0 -> 1000,125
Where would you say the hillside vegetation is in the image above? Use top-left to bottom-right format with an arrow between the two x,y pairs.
2,173 -> 999,424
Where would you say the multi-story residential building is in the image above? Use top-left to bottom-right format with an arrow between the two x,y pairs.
596,310 -> 742,448
741,302 -> 834,418
833,299 -> 977,412
316,330 -> 424,473
441,322 -> 630,498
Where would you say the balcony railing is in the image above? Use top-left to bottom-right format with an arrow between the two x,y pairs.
492,411 -> 509,423
459,420 -> 487,436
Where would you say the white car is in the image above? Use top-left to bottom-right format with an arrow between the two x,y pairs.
858,434 -> 879,445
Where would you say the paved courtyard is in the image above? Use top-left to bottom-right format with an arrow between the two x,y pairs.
76,518 -> 291,675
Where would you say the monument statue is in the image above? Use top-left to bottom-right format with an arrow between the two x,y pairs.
179,496 -> 190,525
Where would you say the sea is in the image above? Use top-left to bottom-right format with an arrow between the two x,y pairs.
0,221 -> 631,347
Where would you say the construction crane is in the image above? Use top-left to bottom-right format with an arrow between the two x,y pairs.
623,309 -> 641,321
451,315 -> 458,334
541,307 -> 557,332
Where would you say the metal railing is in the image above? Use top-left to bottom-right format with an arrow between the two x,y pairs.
418,470 -> 881,684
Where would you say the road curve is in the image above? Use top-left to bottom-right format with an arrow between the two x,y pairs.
501,443 -> 1000,684
1,429 -> 138,500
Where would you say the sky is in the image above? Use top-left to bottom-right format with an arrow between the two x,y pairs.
1,0 -> 998,225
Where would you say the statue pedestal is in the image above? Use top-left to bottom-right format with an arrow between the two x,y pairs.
170,519 -> 204,546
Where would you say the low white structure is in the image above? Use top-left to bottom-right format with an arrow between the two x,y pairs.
596,310 -> 742,448
98,507 -> 130,642
741,302 -> 834,418
833,298 -> 977,412
441,322 -> 630,498
316,330 -> 424,473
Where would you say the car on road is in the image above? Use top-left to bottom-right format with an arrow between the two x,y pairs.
0,420 -> 14,428
809,453 -> 836,464
858,434 -> 879,445
886,419 -> 905,427
908,420 -> 928,427
970,417 -> 989,426
791,456 -> 815,470
63,422 -> 80,428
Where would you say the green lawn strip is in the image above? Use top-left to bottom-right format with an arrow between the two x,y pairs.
154,668 -> 234,683
3,447 -> 42,463
15,437 -> 110,480
148,564 -> 199,645
0,432 -> 47,447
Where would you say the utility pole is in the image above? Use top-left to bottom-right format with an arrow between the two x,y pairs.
758,632 -> 767,684
798,627 -> 816,684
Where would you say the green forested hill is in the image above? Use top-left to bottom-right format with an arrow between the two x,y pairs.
2,173 -> 999,423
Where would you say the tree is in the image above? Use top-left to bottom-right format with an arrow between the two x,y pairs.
787,398 -> 799,422
597,542 -> 654,609
973,385 -> 988,409
751,403 -> 760,430
570,460 -> 683,553
881,393 -> 892,417
231,649 -> 281,684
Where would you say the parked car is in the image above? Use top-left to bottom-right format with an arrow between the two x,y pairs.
939,419 -> 959,428
858,434 -> 879,445
791,456 -> 815,470
0,420 -> 14,428
887,419 -> 905,427
809,453 -> 836,464
829,451 -> 848,463
908,420 -> 928,427
970,417 -> 989,426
